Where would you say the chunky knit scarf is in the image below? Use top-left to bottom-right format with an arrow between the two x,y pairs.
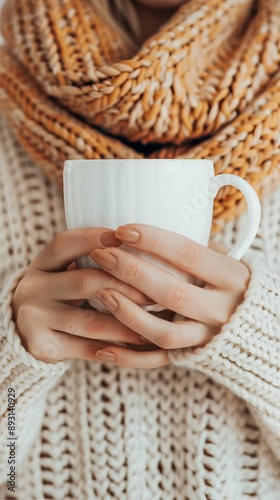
1,0 -> 280,233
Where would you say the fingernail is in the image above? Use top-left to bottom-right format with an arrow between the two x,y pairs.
96,290 -> 119,312
144,295 -> 155,303
115,227 -> 140,243
99,231 -> 121,247
138,335 -> 149,343
95,350 -> 116,362
91,249 -> 117,270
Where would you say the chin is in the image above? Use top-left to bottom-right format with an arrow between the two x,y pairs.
135,0 -> 185,8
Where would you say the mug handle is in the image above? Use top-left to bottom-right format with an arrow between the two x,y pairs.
208,174 -> 261,260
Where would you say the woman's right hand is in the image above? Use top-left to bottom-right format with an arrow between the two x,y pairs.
11,228 -> 152,363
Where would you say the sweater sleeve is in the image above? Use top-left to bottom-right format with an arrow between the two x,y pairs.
0,115 -> 71,485
167,257 -> 280,462
0,266 -> 71,485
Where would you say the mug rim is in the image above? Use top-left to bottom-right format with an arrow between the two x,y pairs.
65,158 -> 213,164
64,159 -> 214,171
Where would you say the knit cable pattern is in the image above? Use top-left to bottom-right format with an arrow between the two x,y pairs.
1,116 -> 280,498
1,0 -> 280,232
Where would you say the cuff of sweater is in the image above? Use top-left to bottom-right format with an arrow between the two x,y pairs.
1,267 -> 70,385
167,258 -> 280,407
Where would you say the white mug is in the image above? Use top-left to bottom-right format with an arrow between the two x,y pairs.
63,159 -> 261,312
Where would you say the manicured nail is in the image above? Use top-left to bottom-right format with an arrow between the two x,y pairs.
96,290 -> 119,312
99,231 -> 121,247
95,350 -> 116,363
144,295 -> 155,303
115,227 -> 140,243
91,249 -> 117,270
138,335 -> 149,343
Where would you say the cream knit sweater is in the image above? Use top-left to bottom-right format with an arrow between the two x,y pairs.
0,114 -> 280,500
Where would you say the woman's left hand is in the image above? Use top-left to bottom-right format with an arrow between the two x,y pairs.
90,224 -> 250,369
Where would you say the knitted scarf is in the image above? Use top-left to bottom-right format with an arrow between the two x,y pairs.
1,0 -> 280,233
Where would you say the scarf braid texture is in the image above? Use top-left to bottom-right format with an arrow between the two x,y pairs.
1,0 -> 280,233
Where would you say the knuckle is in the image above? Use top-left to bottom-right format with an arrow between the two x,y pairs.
107,275 -> 123,292
148,232 -> 160,252
160,328 -> 180,349
22,279 -> 37,301
74,272 -> 93,296
125,327 -> 139,344
65,319 -> 83,336
67,310 -> 99,337
50,333 -> 70,352
15,273 -> 38,304
82,310 -> 99,334
35,344 -> 58,363
114,280 -> 136,301
17,302 -> 37,325
124,263 -> 144,284
51,232 -> 67,257
13,278 -> 27,307
31,332 -> 59,363
177,240 -> 203,271
124,311 -> 137,329
163,281 -> 189,309
16,305 -> 59,362
16,304 -> 66,363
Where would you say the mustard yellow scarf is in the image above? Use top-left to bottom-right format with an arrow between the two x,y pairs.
1,0 -> 280,232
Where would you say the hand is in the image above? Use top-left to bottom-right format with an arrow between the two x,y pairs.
11,228 -> 154,363
90,224 -> 250,369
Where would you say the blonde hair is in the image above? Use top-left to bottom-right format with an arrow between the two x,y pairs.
88,0 -> 142,51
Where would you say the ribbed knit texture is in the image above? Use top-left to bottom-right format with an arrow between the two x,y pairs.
0,111 -> 280,498
1,0 -> 280,233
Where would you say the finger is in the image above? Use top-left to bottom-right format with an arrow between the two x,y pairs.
47,302 -> 146,344
96,289 -> 214,348
91,248 -> 226,324
114,224 -> 244,289
36,328 -> 119,363
95,344 -> 169,369
36,268 -> 153,306
66,261 -> 78,271
208,240 -> 228,254
30,228 -> 122,272
65,261 -> 87,307
65,298 -> 87,308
